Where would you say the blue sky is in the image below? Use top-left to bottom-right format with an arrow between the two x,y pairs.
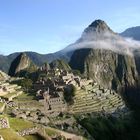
0,0 -> 140,55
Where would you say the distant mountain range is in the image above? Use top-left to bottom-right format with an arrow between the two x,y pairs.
0,50 -> 72,73
120,26 -> 140,41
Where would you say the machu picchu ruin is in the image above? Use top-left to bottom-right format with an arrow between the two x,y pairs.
0,63 -> 128,140
1,7 -> 140,139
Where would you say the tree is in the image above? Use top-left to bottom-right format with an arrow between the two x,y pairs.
64,84 -> 76,105
20,78 -> 33,92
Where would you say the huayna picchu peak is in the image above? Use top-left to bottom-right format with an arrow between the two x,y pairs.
8,53 -> 37,76
85,19 -> 113,33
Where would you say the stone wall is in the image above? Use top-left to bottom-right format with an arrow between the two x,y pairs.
0,117 -> 10,129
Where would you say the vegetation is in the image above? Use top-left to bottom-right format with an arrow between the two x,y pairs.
77,114 -> 140,140
11,78 -> 33,92
9,117 -> 35,131
45,128 -> 59,136
0,128 -> 26,140
0,102 -> 4,108
50,59 -> 71,71
21,79 -> 33,92
72,70 -> 82,77
76,85 -> 140,140
64,84 -> 76,105
15,92 -> 35,101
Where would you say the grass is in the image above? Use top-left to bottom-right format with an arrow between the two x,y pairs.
0,115 -> 4,118
0,116 -> 39,140
15,92 -> 35,100
3,92 -> 17,98
14,92 -> 43,109
0,128 -> 26,140
0,102 -> 5,108
45,128 -> 59,136
9,117 -> 35,131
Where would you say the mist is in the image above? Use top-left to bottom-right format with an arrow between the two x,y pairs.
67,31 -> 140,56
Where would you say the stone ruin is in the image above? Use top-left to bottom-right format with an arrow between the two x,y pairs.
34,67 -> 126,117
18,127 -> 39,136
38,88 -> 67,117
0,117 -> 9,129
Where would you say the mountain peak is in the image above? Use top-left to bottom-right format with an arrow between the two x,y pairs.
89,19 -> 107,27
83,19 -> 113,35
8,52 -> 37,76
20,52 -> 27,58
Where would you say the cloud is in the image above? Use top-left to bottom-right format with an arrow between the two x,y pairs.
67,31 -> 140,56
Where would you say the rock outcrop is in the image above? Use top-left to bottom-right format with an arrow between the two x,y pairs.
70,48 -> 138,90
8,53 -> 37,76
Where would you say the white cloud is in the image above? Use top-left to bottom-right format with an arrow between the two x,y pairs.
67,31 -> 140,56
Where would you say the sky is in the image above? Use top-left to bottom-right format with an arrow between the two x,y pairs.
0,0 -> 140,55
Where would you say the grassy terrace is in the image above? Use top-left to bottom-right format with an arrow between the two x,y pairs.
73,101 -> 101,109
45,127 -> 60,137
0,115 -> 43,140
9,117 -> 35,131
0,102 -> 5,108
0,128 -> 26,140
14,92 -> 35,101
71,85 -> 125,114
0,116 -> 49,140
74,108 -> 101,114
3,92 -> 16,98
73,105 -> 101,111
0,114 -> 34,129
13,92 -> 44,110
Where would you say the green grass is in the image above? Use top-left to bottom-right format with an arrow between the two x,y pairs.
3,92 -> 17,99
0,116 -> 39,140
45,128 -> 59,136
0,128 -> 26,140
9,117 -> 35,131
14,92 -> 43,109
14,92 -> 35,100
0,102 -> 5,108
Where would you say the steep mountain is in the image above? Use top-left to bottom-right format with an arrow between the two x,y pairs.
50,59 -> 71,71
8,53 -> 37,76
69,20 -> 138,90
121,26 -> 140,41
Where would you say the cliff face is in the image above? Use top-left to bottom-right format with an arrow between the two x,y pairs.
69,20 -> 139,90
8,53 -> 37,76
70,48 -> 138,90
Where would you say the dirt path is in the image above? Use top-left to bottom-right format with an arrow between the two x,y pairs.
46,126 -> 83,140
